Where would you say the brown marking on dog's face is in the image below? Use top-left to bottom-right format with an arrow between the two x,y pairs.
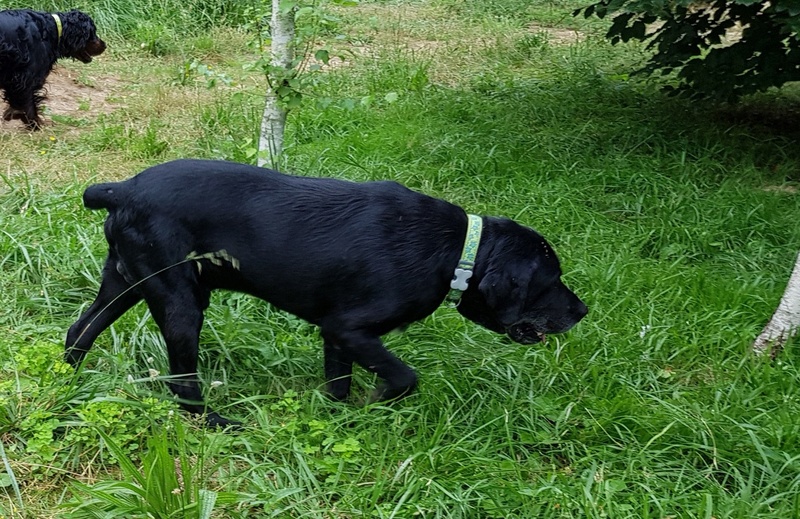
77,38 -> 106,63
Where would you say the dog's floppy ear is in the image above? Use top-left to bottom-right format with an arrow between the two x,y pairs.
477,259 -> 535,326
59,10 -> 99,56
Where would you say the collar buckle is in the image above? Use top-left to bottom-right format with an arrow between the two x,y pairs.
450,265 -> 474,291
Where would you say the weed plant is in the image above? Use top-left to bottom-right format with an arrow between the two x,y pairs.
1,0 -> 800,517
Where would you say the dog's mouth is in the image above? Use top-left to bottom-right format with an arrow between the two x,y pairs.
507,321 -> 546,345
76,40 -> 107,63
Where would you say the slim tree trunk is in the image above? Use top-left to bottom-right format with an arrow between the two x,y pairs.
754,251 -> 800,356
258,0 -> 295,168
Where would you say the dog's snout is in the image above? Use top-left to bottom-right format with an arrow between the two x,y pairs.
90,39 -> 106,55
575,299 -> 588,319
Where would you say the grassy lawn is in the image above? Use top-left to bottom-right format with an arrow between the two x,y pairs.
2,0 -> 800,517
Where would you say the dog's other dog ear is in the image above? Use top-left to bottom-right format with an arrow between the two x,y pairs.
477,260 -> 534,327
455,256 -> 537,336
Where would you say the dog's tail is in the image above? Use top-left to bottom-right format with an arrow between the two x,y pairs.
83,182 -> 127,210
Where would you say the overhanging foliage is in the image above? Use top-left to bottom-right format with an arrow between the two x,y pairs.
575,0 -> 800,102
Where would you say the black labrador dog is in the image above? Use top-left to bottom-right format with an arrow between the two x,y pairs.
66,159 -> 587,427
0,9 -> 106,130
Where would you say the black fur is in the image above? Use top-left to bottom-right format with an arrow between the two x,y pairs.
67,159 -> 587,427
0,9 -> 105,130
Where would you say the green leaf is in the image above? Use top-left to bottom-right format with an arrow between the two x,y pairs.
279,0 -> 298,15
605,479 -> 627,493
314,49 -> 330,64
773,0 -> 800,15
95,429 -> 146,487
295,6 -> 314,18
332,437 -> 361,453
198,489 -> 218,519
282,91 -> 302,108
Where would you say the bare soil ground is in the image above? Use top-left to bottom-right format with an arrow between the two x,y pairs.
0,65 -> 120,133
528,22 -> 583,44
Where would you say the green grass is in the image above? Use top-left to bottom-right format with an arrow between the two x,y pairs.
2,0 -> 800,517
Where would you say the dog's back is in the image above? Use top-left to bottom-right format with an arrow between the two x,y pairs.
82,159 -> 464,315
0,10 -> 40,72
83,159 -> 434,219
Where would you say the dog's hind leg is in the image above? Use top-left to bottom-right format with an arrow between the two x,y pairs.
3,76 -> 47,131
65,253 -> 143,366
138,266 -> 235,428
2,81 -> 44,130
322,331 -> 354,401
324,329 -> 418,403
2,106 -> 24,121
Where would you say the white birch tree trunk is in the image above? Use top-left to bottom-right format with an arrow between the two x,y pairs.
754,251 -> 800,356
258,0 -> 295,168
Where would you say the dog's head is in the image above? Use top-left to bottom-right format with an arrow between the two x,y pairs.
457,217 -> 587,344
58,10 -> 106,63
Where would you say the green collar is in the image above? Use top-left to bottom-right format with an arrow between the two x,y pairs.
446,214 -> 482,304
52,14 -> 62,42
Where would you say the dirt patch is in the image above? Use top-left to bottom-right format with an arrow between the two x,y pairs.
0,66 -> 121,133
528,22 -> 583,45
763,184 -> 799,194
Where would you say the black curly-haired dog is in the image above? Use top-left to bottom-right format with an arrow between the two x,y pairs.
0,9 -> 105,130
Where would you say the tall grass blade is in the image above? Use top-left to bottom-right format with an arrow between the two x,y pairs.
0,441 -> 23,510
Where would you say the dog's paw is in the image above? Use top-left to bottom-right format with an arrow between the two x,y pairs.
204,411 -> 243,431
2,107 -> 23,121
368,383 -> 415,404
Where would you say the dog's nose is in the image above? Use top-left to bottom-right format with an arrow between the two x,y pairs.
575,299 -> 588,319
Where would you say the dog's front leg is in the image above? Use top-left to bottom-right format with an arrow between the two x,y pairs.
322,333 -> 353,401
324,329 -> 418,403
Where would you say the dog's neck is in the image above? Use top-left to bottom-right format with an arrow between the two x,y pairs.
51,14 -> 62,42
446,214 -> 483,305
